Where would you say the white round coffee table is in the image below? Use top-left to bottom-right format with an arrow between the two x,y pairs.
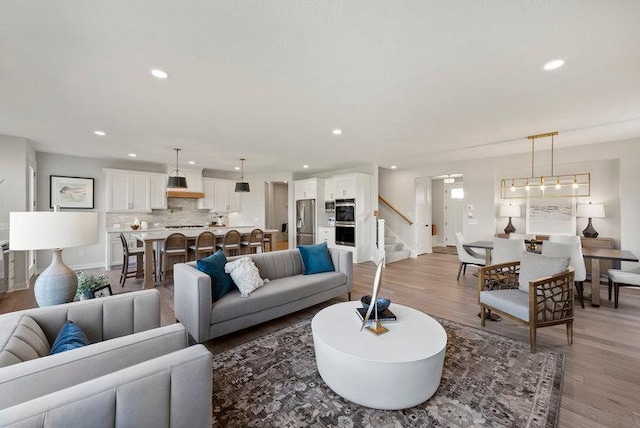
311,301 -> 447,410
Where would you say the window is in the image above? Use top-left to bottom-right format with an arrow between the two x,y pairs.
450,188 -> 464,199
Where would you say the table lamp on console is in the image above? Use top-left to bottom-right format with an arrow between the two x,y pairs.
576,202 -> 605,238
10,209 -> 98,306
500,204 -> 521,235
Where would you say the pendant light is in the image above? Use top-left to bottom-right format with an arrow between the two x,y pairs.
167,148 -> 188,189
234,158 -> 250,192
500,131 -> 590,199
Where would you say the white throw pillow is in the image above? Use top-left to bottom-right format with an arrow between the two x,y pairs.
225,257 -> 268,297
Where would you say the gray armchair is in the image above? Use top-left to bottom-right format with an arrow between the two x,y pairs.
478,256 -> 575,353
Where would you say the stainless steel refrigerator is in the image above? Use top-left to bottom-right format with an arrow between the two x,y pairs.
296,199 -> 316,245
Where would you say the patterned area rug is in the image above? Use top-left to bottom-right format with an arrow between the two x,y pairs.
211,317 -> 564,427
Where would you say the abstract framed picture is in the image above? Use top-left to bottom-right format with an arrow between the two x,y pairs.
50,175 -> 95,209
526,198 -> 576,235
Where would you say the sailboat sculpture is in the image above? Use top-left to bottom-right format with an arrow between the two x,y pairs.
360,258 -> 389,336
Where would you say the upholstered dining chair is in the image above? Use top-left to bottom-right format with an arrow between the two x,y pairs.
455,232 -> 485,280
491,237 -> 526,265
160,233 -> 187,285
478,252 -> 575,353
189,231 -> 216,260
509,233 -> 536,241
240,228 -> 264,254
119,233 -> 156,287
549,235 -> 581,244
216,229 -> 241,257
607,267 -> 640,308
542,241 -> 587,308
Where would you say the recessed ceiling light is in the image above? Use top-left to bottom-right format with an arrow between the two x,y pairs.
234,166 -> 241,170
332,129 -> 342,135
303,165 -> 309,169
150,69 -> 169,79
188,161 -> 195,165
390,165 -> 397,170
543,59 -> 564,71
94,130 -> 106,136
128,153 -> 137,157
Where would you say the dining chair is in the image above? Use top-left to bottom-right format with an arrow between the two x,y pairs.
240,228 -> 264,254
607,267 -> 640,308
119,233 -> 156,287
542,241 -> 587,308
216,229 -> 241,257
491,237 -> 526,265
454,232 -> 485,280
549,235 -> 581,244
160,233 -> 188,285
189,231 -> 216,260
508,233 -> 536,240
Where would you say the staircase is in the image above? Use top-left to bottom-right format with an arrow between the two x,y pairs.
383,226 -> 411,264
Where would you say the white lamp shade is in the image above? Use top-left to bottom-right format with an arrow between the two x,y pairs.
500,204 -> 521,218
9,211 -> 99,250
576,203 -> 605,218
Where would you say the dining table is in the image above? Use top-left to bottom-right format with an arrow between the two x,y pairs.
463,240 -> 639,307
132,227 -> 279,288
581,247 -> 638,307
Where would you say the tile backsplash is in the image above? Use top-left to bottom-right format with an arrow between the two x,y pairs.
106,198 -> 227,229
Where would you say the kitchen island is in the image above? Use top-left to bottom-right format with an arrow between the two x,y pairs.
130,227 -> 278,288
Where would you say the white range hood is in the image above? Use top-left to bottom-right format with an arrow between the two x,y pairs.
166,166 -> 204,198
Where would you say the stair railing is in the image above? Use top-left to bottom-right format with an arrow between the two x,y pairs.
378,195 -> 413,225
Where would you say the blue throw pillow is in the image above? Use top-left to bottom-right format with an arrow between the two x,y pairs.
298,242 -> 335,275
196,250 -> 235,301
50,321 -> 90,355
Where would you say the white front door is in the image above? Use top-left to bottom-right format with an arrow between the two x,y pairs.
443,183 -> 464,246
415,177 -> 431,255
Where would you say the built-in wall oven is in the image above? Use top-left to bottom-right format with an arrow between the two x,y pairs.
335,199 -> 356,246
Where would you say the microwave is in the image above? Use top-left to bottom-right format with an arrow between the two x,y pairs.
324,201 -> 335,213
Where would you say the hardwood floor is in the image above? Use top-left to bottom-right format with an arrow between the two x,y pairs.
2,253 -> 639,427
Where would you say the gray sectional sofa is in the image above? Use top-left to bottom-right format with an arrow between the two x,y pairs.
0,290 -> 212,427
174,248 -> 353,343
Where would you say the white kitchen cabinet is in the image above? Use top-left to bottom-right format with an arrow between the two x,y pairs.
324,178 -> 335,201
294,178 -> 318,200
334,175 -> 357,199
226,181 -> 240,212
105,169 -> 151,213
318,227 -> 335,247
199,178 -> 240,212
150,173 -> 167,209
199,178 -> 216,210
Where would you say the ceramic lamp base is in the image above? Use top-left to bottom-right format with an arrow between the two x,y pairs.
34,249 -> 78,307
582,217 -> 599,238
503,217 -> 516,234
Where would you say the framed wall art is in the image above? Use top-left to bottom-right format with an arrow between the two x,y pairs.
526,198 -> 576,235
50,175 -> 95,209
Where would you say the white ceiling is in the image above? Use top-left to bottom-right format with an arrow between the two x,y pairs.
1,1 -> 639,173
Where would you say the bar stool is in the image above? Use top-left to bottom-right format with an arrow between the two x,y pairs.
241,229 -> 264,254
189,231 -> 216,260
160,233 -> 187,285
216,230 -> 241,257
119,233 -> 156,287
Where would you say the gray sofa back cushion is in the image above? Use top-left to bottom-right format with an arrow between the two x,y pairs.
0,316 -> 50,368
0,345 -> 212,428
228,248 -> 305,280
2,290 -> 160,345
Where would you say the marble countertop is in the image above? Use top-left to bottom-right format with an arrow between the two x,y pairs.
106,225 -> 256,233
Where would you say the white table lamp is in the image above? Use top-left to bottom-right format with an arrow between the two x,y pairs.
499,204 -> 521,235
576,202 -> 605,238
10,211 -> 99,306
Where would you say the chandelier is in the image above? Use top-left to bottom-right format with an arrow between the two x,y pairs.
500,131 -> 590,199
